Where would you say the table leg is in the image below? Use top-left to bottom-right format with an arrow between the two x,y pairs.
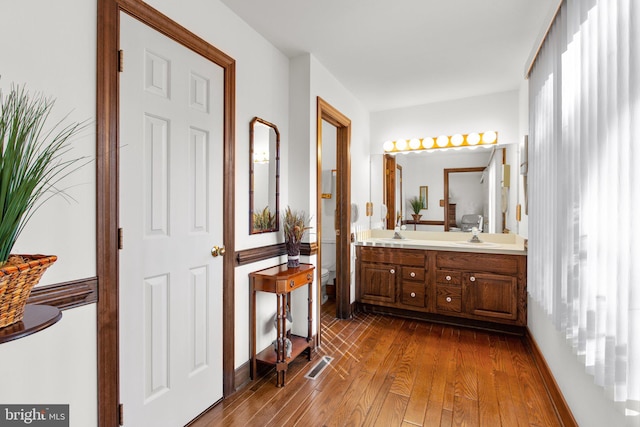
276,293 -> 286,387
250,284 -> 256,380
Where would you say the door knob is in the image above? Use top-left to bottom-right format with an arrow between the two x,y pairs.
211,245 -> 226,257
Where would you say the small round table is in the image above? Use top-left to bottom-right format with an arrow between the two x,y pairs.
0,304 -> 62,344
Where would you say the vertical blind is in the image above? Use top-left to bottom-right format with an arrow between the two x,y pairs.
528,0 -> 639,420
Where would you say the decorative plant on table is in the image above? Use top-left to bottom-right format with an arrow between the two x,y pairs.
282,206 -> 311,268
0,84 -> 87,328
409,196 -> 424,221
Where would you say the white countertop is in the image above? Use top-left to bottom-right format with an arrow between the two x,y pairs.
354,230 -> 527,256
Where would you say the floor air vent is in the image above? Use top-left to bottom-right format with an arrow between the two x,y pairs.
304,356 -> 333,380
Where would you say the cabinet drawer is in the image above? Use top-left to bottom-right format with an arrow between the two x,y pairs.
358,246 -> 425,267
436,285 -> 461,313
402,267 -> 425,281
436,270 -> 461,286
401,282 -> 426,308
436,251 -> 520,275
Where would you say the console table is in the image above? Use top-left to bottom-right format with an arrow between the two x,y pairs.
249,263 -> 315,387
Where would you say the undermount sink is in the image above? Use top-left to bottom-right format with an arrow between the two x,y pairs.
374,237 -> 415,243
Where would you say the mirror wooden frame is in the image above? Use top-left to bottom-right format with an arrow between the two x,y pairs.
249,117 -> 280,234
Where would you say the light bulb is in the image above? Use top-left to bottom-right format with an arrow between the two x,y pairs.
482,131 -> 497,144
436,135 -> 449,147
467,133 -> 480,145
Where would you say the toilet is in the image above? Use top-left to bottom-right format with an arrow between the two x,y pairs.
320,268 -> 330,304
320,238 -> 336,305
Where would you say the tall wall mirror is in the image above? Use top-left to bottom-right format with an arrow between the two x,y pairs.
249,117 -> 280,234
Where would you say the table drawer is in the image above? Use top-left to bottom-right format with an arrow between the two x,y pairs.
280,271 -> 314,293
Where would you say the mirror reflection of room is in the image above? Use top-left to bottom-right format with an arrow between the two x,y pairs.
250,117 -> 279,234
385,146 -> 509,233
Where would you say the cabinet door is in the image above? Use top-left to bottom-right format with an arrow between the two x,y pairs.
463,272 -> 518,320
359,262 -> 397,304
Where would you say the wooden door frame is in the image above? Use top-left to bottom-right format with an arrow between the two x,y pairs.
97,1 -> 236,425
316,97 -> 351,327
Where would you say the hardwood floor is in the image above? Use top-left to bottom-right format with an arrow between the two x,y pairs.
191,299 -> 562,426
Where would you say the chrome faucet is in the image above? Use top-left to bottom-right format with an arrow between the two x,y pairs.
468,227 -> 482,243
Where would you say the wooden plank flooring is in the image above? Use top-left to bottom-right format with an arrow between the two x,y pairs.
191,300 -> 561,426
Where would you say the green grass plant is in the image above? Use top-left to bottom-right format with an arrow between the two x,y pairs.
0,84 -> 87,264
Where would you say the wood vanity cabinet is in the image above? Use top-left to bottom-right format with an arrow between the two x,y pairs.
356,246 -> 527,329
357,247 -> 427,309
435,251 -> 526,325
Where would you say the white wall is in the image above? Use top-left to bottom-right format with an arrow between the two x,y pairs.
0,2 -> 97,426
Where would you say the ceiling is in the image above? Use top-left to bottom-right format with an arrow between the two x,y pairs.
220,0 -> 558,112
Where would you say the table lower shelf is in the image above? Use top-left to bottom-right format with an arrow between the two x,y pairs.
255,334 -> 311,366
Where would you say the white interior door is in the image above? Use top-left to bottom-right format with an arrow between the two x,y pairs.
119,13 -> 224,427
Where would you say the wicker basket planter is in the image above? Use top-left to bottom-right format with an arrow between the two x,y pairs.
0,254 -> 57,328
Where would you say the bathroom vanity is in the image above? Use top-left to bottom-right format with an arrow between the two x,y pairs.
355,231 -> 527,331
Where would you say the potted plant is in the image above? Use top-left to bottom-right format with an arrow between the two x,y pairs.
282,206 -> 311,268
409,196 -> 424,221
0,84 -> 87,328
252,205 -> 276,232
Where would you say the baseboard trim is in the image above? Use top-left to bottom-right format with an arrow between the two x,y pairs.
27,277 -> 98,310
234,361 -> 251,392
524,328 -> 578,427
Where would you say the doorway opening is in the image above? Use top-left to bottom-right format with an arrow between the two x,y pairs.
383,154 -> 402,229
316,97 -> 351,348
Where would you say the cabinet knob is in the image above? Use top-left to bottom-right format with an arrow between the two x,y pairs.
390,269 -> 395,274
307,273 -> 312,281
410,292 -> 416,298
446,275 -> 452,281
290,280 -> 295,288
446,296 -> 452,303
470,276 -> 476,282
410,272 -> 416,278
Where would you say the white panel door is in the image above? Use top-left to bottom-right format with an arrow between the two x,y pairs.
119,13 -> 224,427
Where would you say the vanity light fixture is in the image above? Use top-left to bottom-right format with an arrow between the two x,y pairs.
382,131 -> 498,153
